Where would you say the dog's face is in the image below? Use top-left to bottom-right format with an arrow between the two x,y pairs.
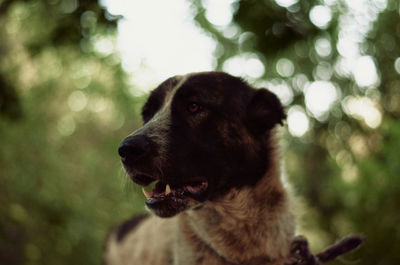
118,72 -> 285,217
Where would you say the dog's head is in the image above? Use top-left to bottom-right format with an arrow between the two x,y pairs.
118,72 -> 285,217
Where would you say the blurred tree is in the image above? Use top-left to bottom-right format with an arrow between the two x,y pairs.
193,0 -> 400,265
0,1 -> 145,265
0,0 -> 119,119
1,0 -> 399,265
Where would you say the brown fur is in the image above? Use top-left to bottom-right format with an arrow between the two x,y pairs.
105,136 -> 295,265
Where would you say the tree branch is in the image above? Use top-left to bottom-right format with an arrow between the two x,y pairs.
287,235 -> 365,265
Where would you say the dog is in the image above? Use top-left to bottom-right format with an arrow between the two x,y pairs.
104,71 -> 296,265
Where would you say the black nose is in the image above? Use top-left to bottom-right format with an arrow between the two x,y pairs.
118,135 -> 150,162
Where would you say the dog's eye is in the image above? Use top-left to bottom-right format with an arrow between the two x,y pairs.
187,102 -> 201,113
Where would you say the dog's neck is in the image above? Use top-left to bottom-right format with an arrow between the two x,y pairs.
178,147 -> 295,265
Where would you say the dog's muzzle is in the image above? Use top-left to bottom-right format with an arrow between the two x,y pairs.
118,132 -> 209,218
118,135 -> 150,163
118,135 -> 156,185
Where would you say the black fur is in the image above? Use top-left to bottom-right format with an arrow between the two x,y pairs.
120,71 -> 286,218
246,88 -> 286,135
141,76 -> 181,123
116,214 -> 148,242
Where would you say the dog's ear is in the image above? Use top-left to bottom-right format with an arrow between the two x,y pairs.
245,88 -> 286,135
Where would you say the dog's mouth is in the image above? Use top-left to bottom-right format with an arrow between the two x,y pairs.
142,180 -> 208,200
132,174 -> 208,218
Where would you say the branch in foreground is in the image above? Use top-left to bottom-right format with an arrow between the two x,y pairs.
287,235 -> 365,265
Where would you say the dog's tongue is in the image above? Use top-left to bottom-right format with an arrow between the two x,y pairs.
183,181 -> 208,195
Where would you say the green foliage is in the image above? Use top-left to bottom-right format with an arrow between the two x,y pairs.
1,0 -> 400,265
234,0 -> 322,58
352,120 -> 400,265
0,1 -> 146,264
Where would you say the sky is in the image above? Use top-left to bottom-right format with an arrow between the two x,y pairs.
99,0 -> 216,94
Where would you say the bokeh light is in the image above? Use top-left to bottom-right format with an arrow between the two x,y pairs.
313,62 -> 333,81
57,115 -> 76,137
276,58 -> 295,77
68,90 -> 88,112
222,53 -> 265,79
315,37 -> 332,57
394,57 -> 400,74
201,0 -> 238,27
309,5 -> 332,29
342,96 -> 382,128
305,81 -> 339,120
287,105 -> 309,137
353,56 -> 379,87
274,0 -> 299,8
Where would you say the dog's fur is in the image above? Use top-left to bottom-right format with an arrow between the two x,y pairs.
104,72 -> 296,265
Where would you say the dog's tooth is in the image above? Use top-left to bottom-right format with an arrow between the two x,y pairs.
165,184 -> 171,195
142,188 -> 151,199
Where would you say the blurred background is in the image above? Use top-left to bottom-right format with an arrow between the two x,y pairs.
0,0 -> 399,264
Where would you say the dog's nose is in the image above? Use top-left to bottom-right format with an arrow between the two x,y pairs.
118,135 -> 150,162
